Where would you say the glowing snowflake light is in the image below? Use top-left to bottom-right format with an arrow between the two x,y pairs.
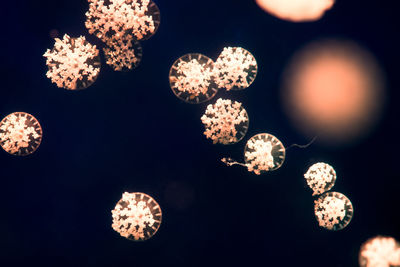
201,98 -> 249,145
304,162 -> 336,196
103,35 -> 143,71
169,53 -> 218,104
0,112 -> 43,156
359,236 -> 400,267
214,47 -> 258,91
314,191 -> 353,231
112,192 -> 162,241
244,133 -> 285,174
85,0 -> 160,42
44,34 -> 101,90
222,133 -> 285,175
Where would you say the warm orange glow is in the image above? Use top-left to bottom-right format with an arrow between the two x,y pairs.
282,40 -> 385,144
255,0 -> 334,22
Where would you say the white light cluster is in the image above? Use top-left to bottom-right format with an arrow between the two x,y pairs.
43,34 -> 101,90
201,98 -> 249,145
111,192 -> 162,241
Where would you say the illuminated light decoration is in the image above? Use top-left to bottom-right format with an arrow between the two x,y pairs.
359,236 -> 400,267
111,192 -> 162,241
314,191 -> 353,231
304,162 -> 336,196
255,0 -> 335,22
169,53 -> 218,104
214,47 -> 257,91
201,98 -> 249,145
282,39 -> 385,145
244,133 -> 285,174
103,35 -> 143,71
0,112 -> 43,156
43,34 -> 101,90
222,133 -> 285,175
85,0 -> 160,42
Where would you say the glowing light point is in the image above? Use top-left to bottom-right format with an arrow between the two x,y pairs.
244,133 -> 285,174
0,112 -> 43,156
201,98 -> 249,145
304,162 -> 336,196
169,53 -> 218,104
43,34 -> 101,90
314,192 -> 353,231
214,47 -> 257,91
255,0 -> 335,22
111,192 -> 162,241
85,0 -> 160,42
103,36 -> 143,71
359,236 -> 400,267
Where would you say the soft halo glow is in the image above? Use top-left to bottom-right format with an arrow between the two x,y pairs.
255,0 -> 334,22
282,39 -> 385,145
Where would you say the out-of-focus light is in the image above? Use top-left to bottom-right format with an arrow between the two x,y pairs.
0,112 -> 42,156
201,98 -> 249,145
314,191 -> 353,231
359,236 -> 400,267
44,34 -> 101,90
244,133 -> 285,174
103,35 -> 143,71
282,39 -> 385,145
304,162 -> 336,196
169,53 -> 218,104
111,192 -> 162,241
255,0 -> 334,22
85,0 -> 160,42
214,47 -> 258,91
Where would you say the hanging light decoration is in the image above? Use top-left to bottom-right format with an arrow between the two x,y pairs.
85,0 -> 160,42
314,191 -> 353,231
222,133 -> 285,175
304,162 -> 336,196
201,98 -> 249,145
43,34 -> 101,90
169,53 -> 218,104
111,192 -> 162,241
214,47 -> 258,91
0,112 -> 43,156
359,236 -> 400,267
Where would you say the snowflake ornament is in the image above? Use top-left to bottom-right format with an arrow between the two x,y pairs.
169,53 -> 218,104
214,47 -> 258,91
85,0 -> 160,42
103,35 -> 143,71
111,192 -> 162,241
359,236 -> 400,267
201,98 -> 249,145
314,191 -> 353,231
304,162 -> 336,196
44,34 -> 101,90
244,133 -> 285,174
0,112 -> 43,156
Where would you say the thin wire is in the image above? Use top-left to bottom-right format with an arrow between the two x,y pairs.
221,157 -> 247,167
285,136 -> 317,150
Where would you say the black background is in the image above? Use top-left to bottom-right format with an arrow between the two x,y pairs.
0,0 -> 399,266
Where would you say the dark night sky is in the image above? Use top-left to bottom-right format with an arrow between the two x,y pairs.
0,0 -> 399,266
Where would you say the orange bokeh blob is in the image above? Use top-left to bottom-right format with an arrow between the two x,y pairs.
255,0 -> 334,22
282,40 -> 385,144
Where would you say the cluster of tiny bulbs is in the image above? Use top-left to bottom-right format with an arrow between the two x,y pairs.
2,1 -> 398,263
1,0 -> 162,242
169,47 -> 287,175
43,0 -> 160,91
304,162 -> 354,230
